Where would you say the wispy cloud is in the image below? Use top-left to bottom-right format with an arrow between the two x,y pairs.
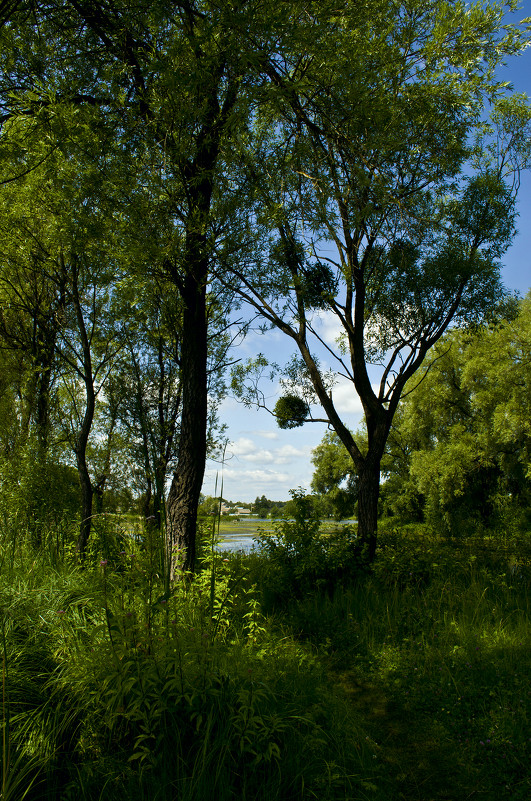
222,467 -> 293,484
226,437 -> 308,466
328,377 -> 364,414
313,309 -> 345,348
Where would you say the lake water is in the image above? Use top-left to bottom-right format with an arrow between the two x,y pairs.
215,518 -> 355,553
215,518 -> 269,553
216,534 -> 259,553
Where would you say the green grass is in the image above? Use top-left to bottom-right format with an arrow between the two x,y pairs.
0,520 -> 376,800
0,515 -> 530,800
274,526 -> 531,800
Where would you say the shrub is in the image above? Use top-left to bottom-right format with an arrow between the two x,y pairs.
255,488 -> 358,606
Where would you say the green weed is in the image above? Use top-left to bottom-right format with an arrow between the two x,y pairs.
0,519 -> 376,800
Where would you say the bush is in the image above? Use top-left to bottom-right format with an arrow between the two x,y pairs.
255,488 -> 359,606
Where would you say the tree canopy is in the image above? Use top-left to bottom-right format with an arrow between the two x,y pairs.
223,0 -> 531,558
391,294 -> 531,535
312,294 -> 531,535
0,0 -> 530,566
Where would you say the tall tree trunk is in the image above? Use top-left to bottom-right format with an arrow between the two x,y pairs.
166,275 -> 208,575
76,452 -> 93,556
153,462 -> 165,530
163,72 -> 236,575
35,353 -> 53,452
70,256 -> 96,559
356,459 -> 381,563
93,405 -> 117,515
30,353 -> 54,548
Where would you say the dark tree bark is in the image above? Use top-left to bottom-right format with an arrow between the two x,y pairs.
166,273 -> 208,575
153,334 -> 179,530
70,256 -> 96,558
162,58 -> 239,575
356,460 -> 382,562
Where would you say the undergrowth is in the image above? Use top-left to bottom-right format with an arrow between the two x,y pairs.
270,524 -> 531,800
0,515 -> 375,801
1,506 -> 530,800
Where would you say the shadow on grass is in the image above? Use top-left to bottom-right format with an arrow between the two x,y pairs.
327,637 -> 530,800
272,558 -> 531,801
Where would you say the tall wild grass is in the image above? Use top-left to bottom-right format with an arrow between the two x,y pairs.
0,511 -> 375,801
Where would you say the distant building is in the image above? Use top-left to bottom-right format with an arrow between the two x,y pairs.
220,504 -> 251,516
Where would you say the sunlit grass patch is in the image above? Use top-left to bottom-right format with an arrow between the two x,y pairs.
0,525 -> 383,801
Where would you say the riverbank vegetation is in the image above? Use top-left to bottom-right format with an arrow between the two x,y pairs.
1,1 -> 531,798
2,271 -> 530,801
1,507 -> 530,800
2,0 -> 530,572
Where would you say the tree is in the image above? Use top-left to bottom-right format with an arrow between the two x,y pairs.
198,495 -> 222,517
224,0 -> 531,560
252,495 -> 273,517
311,432 -> 358,520
57,252 -> 123,556
388,295 -> 531,535
0,167 -> 68,455
2,0 -> 529,570
112,277 -> 183,528
0,0 -> 271,572
0,144 -> 121,550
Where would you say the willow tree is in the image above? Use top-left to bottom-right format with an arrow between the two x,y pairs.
0,0 -> 296,571
225,0 -> 531,560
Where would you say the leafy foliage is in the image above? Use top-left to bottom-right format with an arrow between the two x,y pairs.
0,518 -> 374,800
311,432 -> 358,520
218,0 -> 531,558
383,294 -> 531,535
273,395 -> 309,429
256,488 -> 358,605
274,524 -> 531,800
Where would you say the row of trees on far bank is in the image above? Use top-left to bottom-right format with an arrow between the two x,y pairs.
1,0 -> 530,571
198,496 -> 293,519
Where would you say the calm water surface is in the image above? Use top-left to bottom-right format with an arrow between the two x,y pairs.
215,518 -> 269,553
215,518 -> 354,553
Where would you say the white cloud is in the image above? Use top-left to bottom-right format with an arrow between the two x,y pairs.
218,395 -> 241,413
227,437 -> 308,466
205,465 -> 301,499
228,438 -> 273,463
317,376 -> 381,416
229,437 -> 257,456
312,309 -> 345,349
328,377 -> 364,414
275,444 -> 308,464
222,467 -> 292,484
203,430 -> 317,501
255,430 -> 279,440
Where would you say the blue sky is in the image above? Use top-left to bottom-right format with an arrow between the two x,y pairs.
203,6 -> 531,503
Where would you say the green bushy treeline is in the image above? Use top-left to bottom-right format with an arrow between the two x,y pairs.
311,295 -> 531,537
383,296 -> 531,537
